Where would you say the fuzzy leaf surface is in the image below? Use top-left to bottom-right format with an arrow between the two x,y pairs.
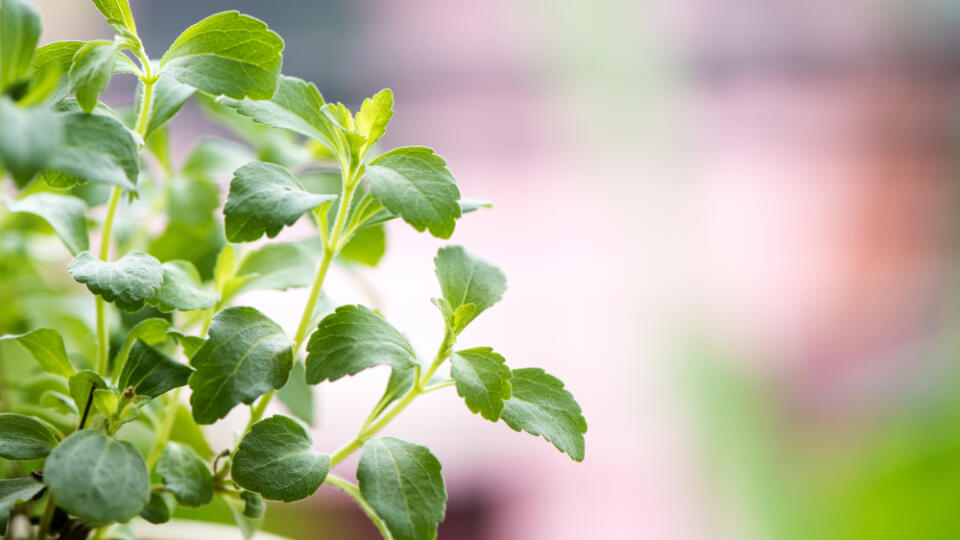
233,415 -> 330,502
68,251 -> 164,312
149,260 -> 216,312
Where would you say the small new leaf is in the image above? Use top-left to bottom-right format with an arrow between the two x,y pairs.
189,307 -> 293,424
224,161 -> 336,242
241,491 -> 265,519
69,370 -> 108,416
434,246 -> 507,331
0,477 -> 44,535
149,260 -> 217,312
233,415 -> 330,502
68,251 -> 164,312
159,11 -> 283,99
118,340 -> 193,399
140,491 -> 176,524
450,347 -> 512,421
69,40 -> 116,113
4,193 -> 89,255
355,88 -> 394,150
365,146 -> 461,239
43,429 -> 150,524
0,413 -> 59,460
89,0 -> 137,35
500,368 -> 587,462
358,437 -> 447,540
156,442 -> 213,507
305,305 -> 417,384
0,328 -> 75,378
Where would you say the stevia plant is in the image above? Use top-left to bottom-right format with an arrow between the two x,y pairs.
0,0 -> 587,538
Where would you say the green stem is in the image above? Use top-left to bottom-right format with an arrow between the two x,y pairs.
325,474 -> 393,540
145,388 -> 181,469
35,493 -> 56,539
330,330 -> 455,467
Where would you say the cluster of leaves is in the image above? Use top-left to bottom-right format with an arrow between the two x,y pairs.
0,1 -> 586,539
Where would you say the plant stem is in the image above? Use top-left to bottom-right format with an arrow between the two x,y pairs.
93,65 -> 156,378
145,388 -> 180,469
325,474 -> 393,540
329,329 -> 455,467
35,493 -> 56,540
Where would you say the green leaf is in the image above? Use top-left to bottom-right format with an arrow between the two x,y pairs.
31,40 -> 84,102
277,360 -> 314,425
224,161 -> 336,242
139,74 -> 194,138
0,477 -> 44,535
45,112 -> 139,190
0,97 -> 63,187
156,441 -> 213,507
139,491 -> 175,524
89,0 -> 137,35
458,198 -> 492,213
43,429 -> 150,524
69,370 -> 109,416
339,223 -> 386,267
226,242 -> 317,299
305,305 -> 417,384
365,146 -> 461,239
113,318 -> 171,376
500,368 -> 587,462
0,0 -> 42,92
233,415 -> 330,502
0,413 -> 59,459
0,328 -> 75,378
358,437 -> 447,540
149,260 -> 217,312
241,491 -> 264,519
355,88 -> 394,150
434,246 -> 506,331
68,251 -> 164,312
159,11 -> 283,99
450,347 -> 512,421
69,40 -> 116,113
4,193 -> 89,255
218,75 -> 341,154
118,340 -> 193,399
224,493 -> 260,540
188,306 -> 293,424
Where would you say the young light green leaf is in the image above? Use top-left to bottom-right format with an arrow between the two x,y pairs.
156,441 -> 213,507
0,328 -> 75,378
43,429 -> 150,524
0,97 -> 62,187
149,260 -> 217,312
69,370 -> 109,415
217,75 -> 341,154
68,251 -> 164,312
233,415 -> 330,502
450,347 -> 512,421
434,246 -> 507,331
224,493 -> 260,540
339,223 -> 386,267
167,331 -> 205,360
69,40 -> 116,113
41,390 -> 78,415
277,360 -> 314,425
0,477 -> 44,535
189,307 -> 293,424
0,413 -> 59,460
139,491 -> 176,524
159,11 -> 283,99
118,340 -> 193,399
358,437 -> 447,540
0,0 -> 42,92
4,193 -> 89,255
89,0 -> 137,35
139,74 -> 195,138
224,161 -> 336,242
355,88 -> 394,150
500,368 -> 587,462
305,305 -> 417,384
458,198 -> 492,213
45,112 -> 139,190
241,491 -> 264,519
30,40 -> 84,102
365,146 -> 461,239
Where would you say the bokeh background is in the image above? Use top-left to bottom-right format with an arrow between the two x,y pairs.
23,0 -> 960,538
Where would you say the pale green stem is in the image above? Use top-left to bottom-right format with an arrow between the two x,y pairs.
325,474 -> 393,540
145,388 -> 181,469
35,493 -> 55,539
